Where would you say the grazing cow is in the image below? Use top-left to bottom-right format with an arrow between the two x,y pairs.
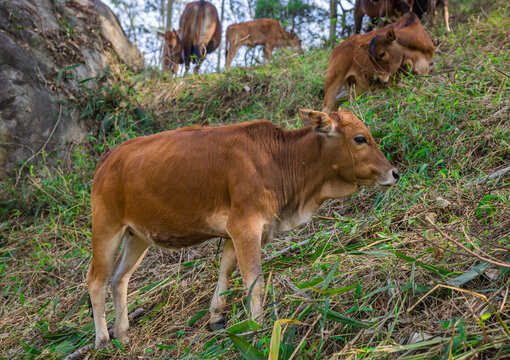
367,12 -> 435,77
412,0 -> 451,32
179,0 -> 221,74
158,30 -> 182,74
354,0 -> 412,34
87,108 -> 399,348
323,13 -> 433,112
225,19 -> 303,69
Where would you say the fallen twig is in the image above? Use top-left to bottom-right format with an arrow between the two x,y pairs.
63,344 -> 94,360
407,284 -> 510,339
426,218 -> 510,268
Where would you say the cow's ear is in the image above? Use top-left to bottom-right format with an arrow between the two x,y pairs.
157,31 -> 165,37
386,28 -> 396,42
298,108 -> 335,135
360,42 -> 370,52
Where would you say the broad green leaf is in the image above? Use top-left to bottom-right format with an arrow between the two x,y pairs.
324,310 -> 372,328
188,309 -> 208,326
268,320 -> 282,360
227,319 -> 262,335
448,262 -> 490,287
228,333 -> 264,360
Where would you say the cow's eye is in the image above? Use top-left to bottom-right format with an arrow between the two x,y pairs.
378,51 -> 385,59
354,136 -> 367,144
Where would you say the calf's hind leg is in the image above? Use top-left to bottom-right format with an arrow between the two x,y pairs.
86,222 -> 124,348
209,238 -> 237,329
111,232 -> 149,340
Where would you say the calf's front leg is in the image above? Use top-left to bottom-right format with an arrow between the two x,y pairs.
226,217 -> 264,323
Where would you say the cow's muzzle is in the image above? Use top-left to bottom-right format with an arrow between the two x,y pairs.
377,169 -> 400,187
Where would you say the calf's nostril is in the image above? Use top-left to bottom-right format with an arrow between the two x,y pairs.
392,170 -> 400,180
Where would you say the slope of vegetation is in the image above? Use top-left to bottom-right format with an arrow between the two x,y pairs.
1,1 -> 509,359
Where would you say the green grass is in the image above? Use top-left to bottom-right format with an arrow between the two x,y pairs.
1,0 -> 509,358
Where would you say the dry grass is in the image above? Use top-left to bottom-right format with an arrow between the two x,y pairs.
1,0 -> 509,359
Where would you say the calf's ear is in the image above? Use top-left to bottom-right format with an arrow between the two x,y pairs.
298,108 -> 336,135
360,42 -> 370,52
386,28 -> 396,42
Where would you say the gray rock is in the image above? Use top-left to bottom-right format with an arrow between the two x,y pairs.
0,0 -> 143,178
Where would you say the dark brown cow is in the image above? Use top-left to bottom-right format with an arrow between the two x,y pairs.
179,0 -> 221,74
323,13 -> 433,112
158,30 -> 182,74
367,12 -> 434,77
225,19 -> 303,69
412,0 -> 450,32
354,0 -> 412,34
87,108 -> 399,347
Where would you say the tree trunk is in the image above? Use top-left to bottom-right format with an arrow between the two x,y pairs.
329,0 -> 338,44
166,0 -> 174,30
217,0 -> 225,71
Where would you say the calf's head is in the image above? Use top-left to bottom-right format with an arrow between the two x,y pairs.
367,28 -> 403,82
285,29 -> 304,53
299,108 -> 399,187
158,30 -> 182,73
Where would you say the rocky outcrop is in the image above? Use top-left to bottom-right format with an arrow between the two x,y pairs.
0,0 -> 143,178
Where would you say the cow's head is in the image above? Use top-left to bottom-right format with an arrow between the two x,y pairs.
298,108 -> 399,187
285,29 -> 304,53
366,28 -> 403,83
158,29 -> 182,73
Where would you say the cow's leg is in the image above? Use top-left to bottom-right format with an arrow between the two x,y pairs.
226,216 -> 264,322
353,1 -> 363,34
86,222 -> 124,348
429,0 -> 437,26
263,43 -> 274,63
323,73 -> 346,113
183,46 -> 192,74
209,238 -> 237,329
226,44 -> 240,69
443,0 -> 451,32
111,232 -> 149,340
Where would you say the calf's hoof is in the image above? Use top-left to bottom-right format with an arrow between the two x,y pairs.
208,316 -> 226,331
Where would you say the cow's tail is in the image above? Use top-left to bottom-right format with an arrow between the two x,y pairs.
192,0 -> 206,60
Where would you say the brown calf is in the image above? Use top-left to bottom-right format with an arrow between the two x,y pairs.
87,108 -> 399,348
354,0 -> 412,34
322,13 -> 433,112
368,12 -> 434,76
225,19 -> 303,69
158,30 -> 182,74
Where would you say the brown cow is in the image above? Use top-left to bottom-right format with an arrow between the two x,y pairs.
225,19 -> 303,69
158,30 -> 182,74
179,0 -> 221,74
367,12 -> 434,77
86,108 -> 399,347
354,0 -> 412,34
412,0 -> 450,32
323,13 -> 433,112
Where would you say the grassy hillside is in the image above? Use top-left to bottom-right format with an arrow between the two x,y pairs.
1,0 -> 509,359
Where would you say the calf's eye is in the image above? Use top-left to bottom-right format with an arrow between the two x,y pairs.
354,136 -> 367,144
378,51 -> 385,59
